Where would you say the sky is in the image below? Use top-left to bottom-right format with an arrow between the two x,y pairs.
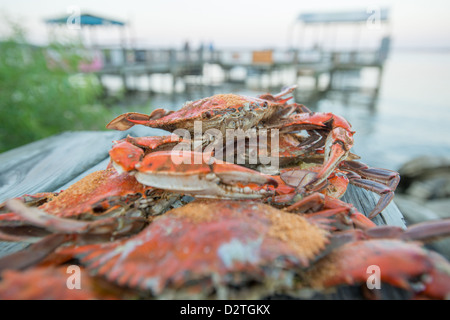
1,0 -> 450,49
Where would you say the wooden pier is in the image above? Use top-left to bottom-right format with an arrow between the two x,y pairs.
45,9 -> 390,110
91,46 -> 386,109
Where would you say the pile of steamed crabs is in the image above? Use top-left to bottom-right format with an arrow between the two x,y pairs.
1,86 -> 450,300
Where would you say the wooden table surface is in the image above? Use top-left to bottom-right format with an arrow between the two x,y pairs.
0,128 -> 406,258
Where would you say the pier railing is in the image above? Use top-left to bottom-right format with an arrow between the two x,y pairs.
87,46 -> 387,110
94,47 -> 386,74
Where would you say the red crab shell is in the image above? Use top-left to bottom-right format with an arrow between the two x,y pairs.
65,200 -> 330,297
38,168 -> 150,219
107,93 -> 292,133
305,238 -> 450,299
0,168 -> 155,242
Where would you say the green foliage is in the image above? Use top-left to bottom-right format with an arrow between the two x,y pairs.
0,21 -> 112,153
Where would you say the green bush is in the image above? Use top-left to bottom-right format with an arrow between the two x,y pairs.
0,22 -> 112,153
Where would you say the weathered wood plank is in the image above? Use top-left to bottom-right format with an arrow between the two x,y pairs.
0,131 -> 125,203
53,128 -> 169,192
0,127 -> 168,202
0,242 -> 29,259
0,131 -> 125,257
0,128 -> 167,257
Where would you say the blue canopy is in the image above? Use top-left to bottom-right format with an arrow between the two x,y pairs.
298,9 -> 389,24
45,13 -> 125,26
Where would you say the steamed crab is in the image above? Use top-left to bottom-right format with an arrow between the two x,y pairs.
108,134 -> 398,218
2,200 -> 450,300
106,86 -> 355,193
0,167 -> 190,247
108,145 -> 376,228
106,86 -> 399,218
0,86 -> 424,300
0,149 -> 377,274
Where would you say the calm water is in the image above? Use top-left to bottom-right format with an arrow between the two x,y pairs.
109,50 -> 450,172
328,51 -> 450,171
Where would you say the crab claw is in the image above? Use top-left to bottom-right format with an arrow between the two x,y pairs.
109,135 -> 183,173
106,109 -> 174,131
309,127 -> 354,189
109,140 -> 144,172
275,112 -> 354,190
133,150 -> 278,199
106,112 -> 151,131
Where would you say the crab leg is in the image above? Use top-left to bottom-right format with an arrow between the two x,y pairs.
341,160 -> 400,190
0,234 -> 71,272
296,130 -> 326,151
302,127 -> 354,191
272,85 -> 297,99
258,85 -> 297,103
285,193 -> 376,229
346,173 -> 395,219
400,219 -> 450,242
4,199 -> 147,237
0,199 -> 149,270
106,108 -> 175,131
340,161 -> 400,219
355,219 -> 450,245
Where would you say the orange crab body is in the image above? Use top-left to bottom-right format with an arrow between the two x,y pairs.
61,200 -> 330,297
106,87 -> 298,133
307,238 -> 450,299
107,101 -> 398,219
0,266 -> 121,300
106,87 -> 355,188
0,168 -> 187,244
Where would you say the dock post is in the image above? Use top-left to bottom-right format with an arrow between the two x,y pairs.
169,49 -> 177,94
120,72 -> 128,93
370,65 -> 384,113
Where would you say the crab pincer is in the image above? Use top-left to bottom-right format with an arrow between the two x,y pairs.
108,135 -> 183,172
275,113 -> 355,187
128,150 -> 278,199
